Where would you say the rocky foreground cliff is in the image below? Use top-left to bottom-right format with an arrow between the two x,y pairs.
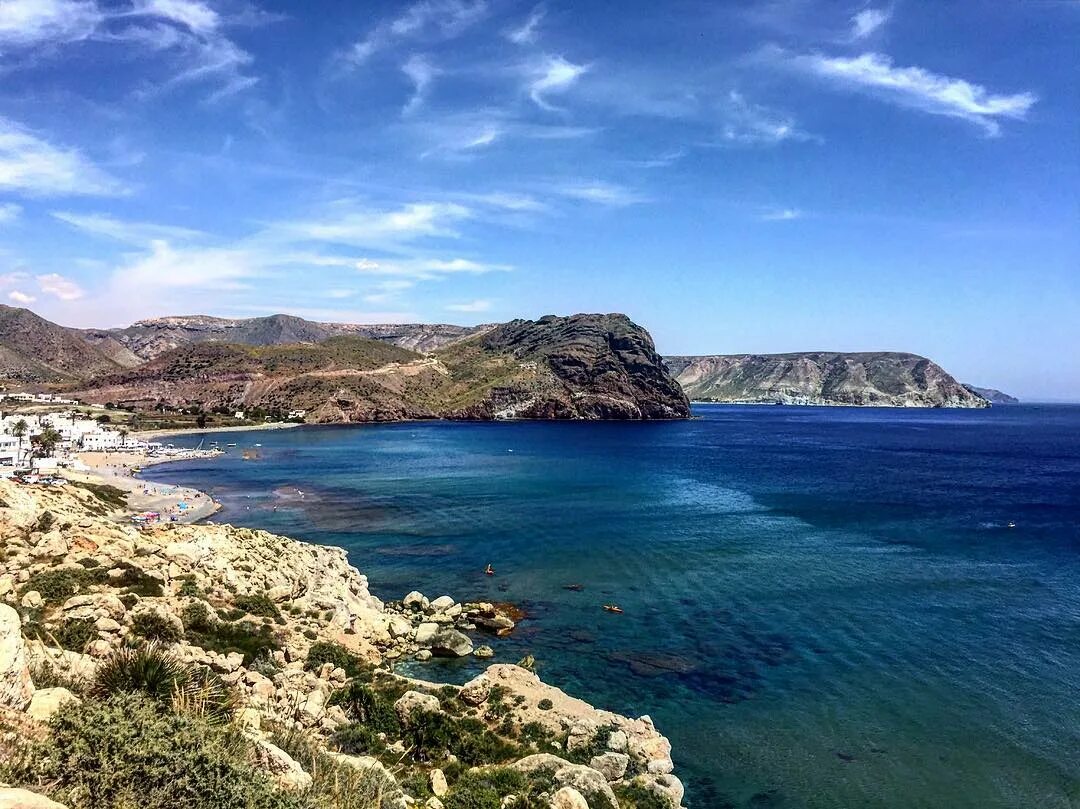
0,478 -> 683,809
67,313 -> 690,422
664,352 -> 989,408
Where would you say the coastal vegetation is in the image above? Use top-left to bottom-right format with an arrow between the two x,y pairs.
0,477 -> 683,809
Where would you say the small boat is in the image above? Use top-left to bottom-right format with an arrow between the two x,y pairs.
1007,521 -> 1016,529
484,564 -> 495,576
603,604 -> 623,614
563,584 -> 584,592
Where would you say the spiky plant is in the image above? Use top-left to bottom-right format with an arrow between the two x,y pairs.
90,642 -> 192,703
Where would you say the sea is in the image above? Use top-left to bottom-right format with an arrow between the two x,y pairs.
143,404 -> 1080,809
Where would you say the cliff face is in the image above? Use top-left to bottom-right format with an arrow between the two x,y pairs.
442,314 -> 691,420
665,352 -> 989,408
69,314 -> 689,422
83,314 -> 485,361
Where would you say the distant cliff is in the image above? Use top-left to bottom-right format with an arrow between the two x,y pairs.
665,352 -> 989,408
963,385 -> 1019,404
63,313 -> 689,422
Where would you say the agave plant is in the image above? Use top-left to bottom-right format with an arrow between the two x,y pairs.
90,643 -> 238,724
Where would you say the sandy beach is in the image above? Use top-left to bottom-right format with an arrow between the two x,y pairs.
68,450 -> 222,524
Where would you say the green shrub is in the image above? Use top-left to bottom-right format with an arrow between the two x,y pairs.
567,723 -> 617,765
131,611 -> 183,643
112,562 -> 165,598
538,698 -> 553,710
444,768 -> 544,809
234,593 -> 282,622
51,618 -> 97,652
186,619 -> 281,665
304,641 -> 367,678
178,578 -> 202,598
403,712 -> 520,766
18,567 -> 106,605
7,693 -> 300,809
329,682 -> 401,736
181,601 -> 214,633
614,782 -> 674,809
68,480 -> 130,511
332,722 -> 387,757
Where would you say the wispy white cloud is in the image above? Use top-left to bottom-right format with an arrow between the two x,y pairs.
133,0 -> 220,34
37,272 -> 84,300
0,0 -> 261,101
784,51 -> 1036,135
528,55 -> 588,111
0,0 -> 102,47
402,54 -> 437,115
52,210 -> 205,243
0,202 -> 22,223
0,117 -> 127,197
277,201 -> 473,248
760,208 -> 803,221
556,181 -> 648,207
446,298 -> 491,312
850,8 -> 890,39
506,4 -> 545,45
714,90 -> 816,146
8,290 -> 35,304
346,0 -> 487,66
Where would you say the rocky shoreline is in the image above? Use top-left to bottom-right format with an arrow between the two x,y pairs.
0,476 -> 684,809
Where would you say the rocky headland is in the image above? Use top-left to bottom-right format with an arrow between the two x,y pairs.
0,306 -> 690,423
0,476 -> 683,809
665,351 -> 990,408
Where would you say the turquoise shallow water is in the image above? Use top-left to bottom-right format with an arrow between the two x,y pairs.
145,404 -> 1080,808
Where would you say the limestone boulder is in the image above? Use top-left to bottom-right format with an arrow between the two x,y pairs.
510,754 -> 617,809
549,787 -> 589,809
253,738 -> 312,791
394,690 -> 441,725
26,687 -> 80,723
428,627 -> 472,658
590,751 -> 630,782
0,788 -> 69,809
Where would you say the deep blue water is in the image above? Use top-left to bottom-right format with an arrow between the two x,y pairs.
144,404 -> 1080,808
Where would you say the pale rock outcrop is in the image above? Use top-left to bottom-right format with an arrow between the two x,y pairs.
394,690 -> 441,725
510,754 -> 617,809
590,751 -> 630,781
253,738 -> 313,791
25,687 -> 80,723
549,787 -> 589,809
0,604 -> 34,710
0,788 -> 69,809
429,768 -> 448,797
427,627 -> 472,657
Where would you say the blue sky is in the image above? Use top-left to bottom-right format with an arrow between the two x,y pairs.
0,0 -> 1076,399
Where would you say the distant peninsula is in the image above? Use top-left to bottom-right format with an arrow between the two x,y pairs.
664,352 -> 990,409
963,385 -> 1019,404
